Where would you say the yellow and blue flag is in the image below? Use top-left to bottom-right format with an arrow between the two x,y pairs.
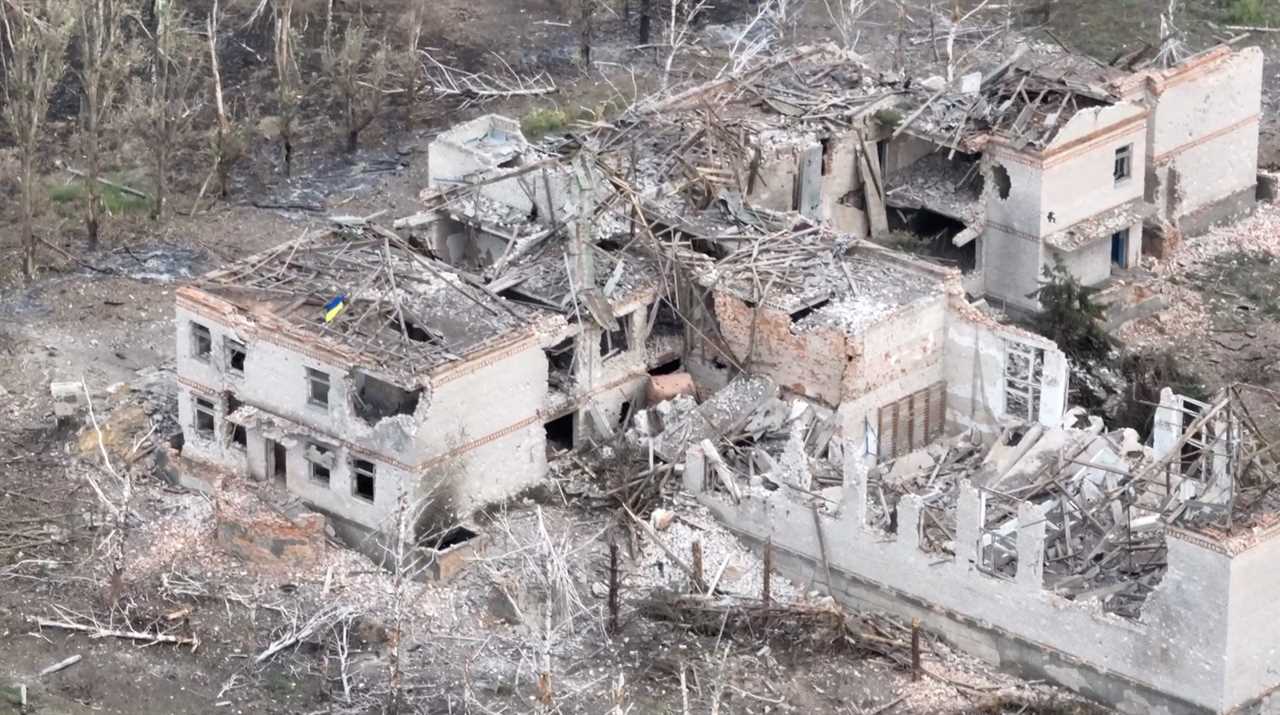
323,294 -> 347,323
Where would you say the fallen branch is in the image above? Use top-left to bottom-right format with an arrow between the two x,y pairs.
256,603 -> 355,664
39,655 -> 82,676
34,618 -> 197,648
35,236 -> 116,275
1224,24 -> 1280,33
421,51 -> 556,106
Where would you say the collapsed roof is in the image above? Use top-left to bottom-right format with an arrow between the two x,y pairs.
188,225 -> 530,382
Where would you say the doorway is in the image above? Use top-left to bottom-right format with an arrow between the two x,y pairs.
265,439 -> 287,485
1110,228 -> 1130,269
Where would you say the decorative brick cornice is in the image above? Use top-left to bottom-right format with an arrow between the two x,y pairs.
983,219 -> 1040,244
1152,114 -> 1259,166
415,414 -> 543,474
1167,517 -> 1280,557
429,335 -> 539,386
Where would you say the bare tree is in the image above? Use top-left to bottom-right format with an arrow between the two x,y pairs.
822,0 -> 873,49
130,0 -> 203,221
0,0 -> 72,280
80,381 -> 138,606
270,0 -> 302,177
73,0 -> 137,249
661,0 -> 710,91
567,0 -> 596,67
398,0 -> 426,127
322,13 -> 391,154
206,0 -> 244,199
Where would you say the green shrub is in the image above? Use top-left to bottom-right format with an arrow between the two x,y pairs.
1227,0 -> 1279,25
1033,258 -> 1114,363
49,179 -> 150,216
520,108 -> 569,140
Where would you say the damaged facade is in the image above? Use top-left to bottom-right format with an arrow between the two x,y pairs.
175,228 -> 549,541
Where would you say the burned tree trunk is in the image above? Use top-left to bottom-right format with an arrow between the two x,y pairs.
639,0 -> 651,42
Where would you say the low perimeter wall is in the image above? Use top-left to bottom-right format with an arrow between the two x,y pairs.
683,446 -> 1280,714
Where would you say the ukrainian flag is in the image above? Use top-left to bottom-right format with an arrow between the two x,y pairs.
323,294 -> 347,323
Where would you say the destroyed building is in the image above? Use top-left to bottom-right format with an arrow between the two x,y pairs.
174,228 -> 551,539
172,35 -> 1276,713
588,42 -> 1262,312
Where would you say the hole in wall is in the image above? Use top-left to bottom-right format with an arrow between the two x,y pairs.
352,371 -> 422,426
434,526 -> 478,551
789,298 -> 832,324
544,412 -> 575,453
992,163 -> 1012,200
648,358 -> 683,376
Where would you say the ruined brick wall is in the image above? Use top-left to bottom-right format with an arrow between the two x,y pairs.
711,291 -> 849,407
836,298 -> 947,457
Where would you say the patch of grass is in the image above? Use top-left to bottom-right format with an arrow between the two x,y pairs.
48,178 -> 150,216
520,107 -> 569,140
873,108 -> 904,131
1227,0 -> 1280,25
520,95 -> 631,140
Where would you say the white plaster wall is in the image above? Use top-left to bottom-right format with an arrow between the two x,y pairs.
1049,235 -> 1113,288
282,439 -> 414,530
942,308 -> 1066,437
419,342 -> 546,473
1146,48 -> 1263,229
428,424 -> 546,512
176,299 -> 548,531
818,130 -> 868,236
746,143 -> 799,212
175,305 -> 416,456
981,226 -> 1043,312
1161,128 -> 1259,224
1224,533 -> 1280,710
1037,105 -> 1147,236
943,316 -> 1007,436
984,151 -> 1043,235
176,386 -> 248,473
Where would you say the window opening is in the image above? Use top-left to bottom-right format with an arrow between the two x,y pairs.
191,323 -> 212,361
225,339 -> 246,375
352,458 -> 376,502
194,397 -> 216,439
1004,341 -> 1045,422
1114,144 -> 1132,184
307,442 -> 333,486
544,412 -> 575,453
307,368 -> 331,408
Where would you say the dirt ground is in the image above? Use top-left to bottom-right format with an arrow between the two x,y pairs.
1,1 -> 1277,713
